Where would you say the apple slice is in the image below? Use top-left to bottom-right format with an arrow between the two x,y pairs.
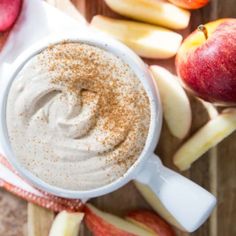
134,181 -> 183,230
126,210 -> 175,236
174,108 -> 236,171
167,0 -> 209,9
91,16 -> 183,59
49,211 -> 84,236
46,0 -> 87,24
85,203 -> 155,236
0,32 -> 9,51
0,0 -> 22,32
28,203 -> 54,236
150,65 -> 192,139
104,0 -> 190,30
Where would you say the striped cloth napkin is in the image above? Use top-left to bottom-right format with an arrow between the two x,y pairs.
0,0 -> 88,212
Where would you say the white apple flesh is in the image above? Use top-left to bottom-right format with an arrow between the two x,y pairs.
91,15 -> 183,59
85,203 -> 155,236
126,210 -> 175,236
174,109 -> 236,171
104,0 -> 190,30
150,65 -> 192,139
134,181 -> 184,230
49,211 -> 84,236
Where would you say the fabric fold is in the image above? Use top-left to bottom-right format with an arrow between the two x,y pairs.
0,0 -> 87,210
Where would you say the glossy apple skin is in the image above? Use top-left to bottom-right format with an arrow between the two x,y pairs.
127,210 -> 175,236
168,0 -> 209,9
84,206 -> 135,236
176,19 -> 236,106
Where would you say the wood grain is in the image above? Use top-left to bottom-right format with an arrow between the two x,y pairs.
0,190 -> 27,236
0,0 -> 235,236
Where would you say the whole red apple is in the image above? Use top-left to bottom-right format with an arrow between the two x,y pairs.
176,19 -> 236,106
168,0 -> 209,9
0,0 -> 23,32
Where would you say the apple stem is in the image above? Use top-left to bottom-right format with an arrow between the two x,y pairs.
198,25 -> 208,40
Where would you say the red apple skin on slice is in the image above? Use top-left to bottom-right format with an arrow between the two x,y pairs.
0,0 -> 23,32
168,0 -> 209,9
176,19 -> 236,106
84,206 -> 136,236
0,32 -> 9,51
127,210 -> 175,236
150,65 -> 192,139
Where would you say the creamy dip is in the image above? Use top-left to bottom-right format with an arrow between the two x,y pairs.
6,42 -> 150,190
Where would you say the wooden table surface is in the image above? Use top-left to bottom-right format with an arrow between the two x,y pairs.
0,0 -> 236,235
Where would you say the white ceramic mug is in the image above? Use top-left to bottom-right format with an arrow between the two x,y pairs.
0,31 -> 216,232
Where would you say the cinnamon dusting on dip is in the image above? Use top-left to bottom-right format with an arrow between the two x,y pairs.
6,42 -> 150,190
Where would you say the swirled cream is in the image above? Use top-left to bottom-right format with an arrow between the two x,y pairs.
6,42 -> 150,190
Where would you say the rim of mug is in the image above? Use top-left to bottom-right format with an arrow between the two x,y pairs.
0,32 -> 162,199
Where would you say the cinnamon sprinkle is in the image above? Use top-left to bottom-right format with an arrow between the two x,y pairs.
38,42 -> 150,175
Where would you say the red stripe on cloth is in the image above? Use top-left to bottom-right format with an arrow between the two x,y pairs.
0,155 -> 84,212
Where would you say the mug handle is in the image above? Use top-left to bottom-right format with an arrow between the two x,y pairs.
134,154 -> 216,232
